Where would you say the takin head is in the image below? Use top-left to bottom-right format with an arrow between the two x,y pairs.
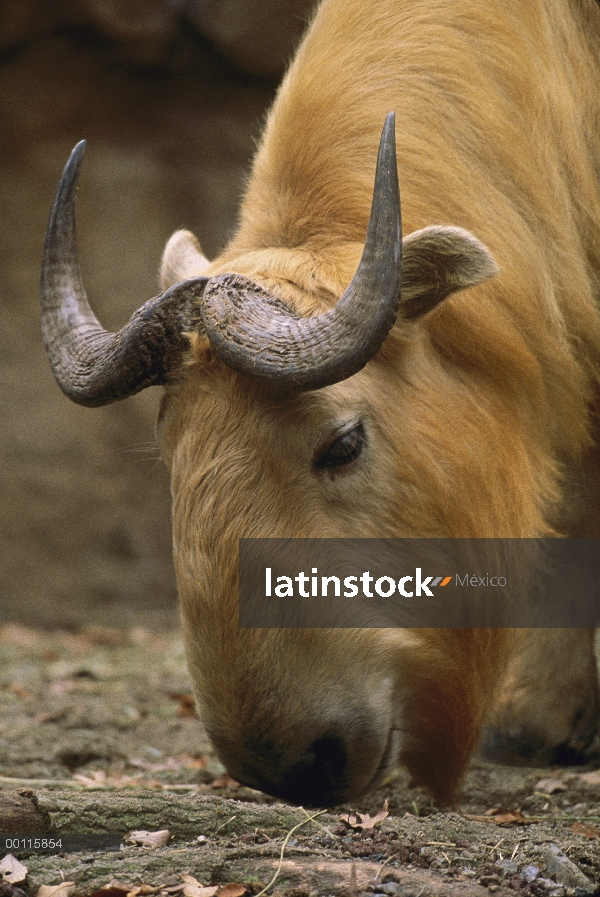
40,117 -> 504,806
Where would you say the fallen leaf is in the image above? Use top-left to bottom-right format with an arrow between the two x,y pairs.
461,810 -> 533,826
125,830 -> 172,848
216,886 -> 247,897
179,754 -> 207,770
169,693 -> 198,718
571,821 -> 600,839
578,770 -> 600,786
211,774 -> 239,790
92,880 -> 131,897
127,887 -> 163,896
178,876 -> 217,897
36,884 -> 76,897
73,770 -> 108,787
0,856 -> 28,885
183,887 -> 217,897
128,757 -> 182,773
493,810 -> 529,826
340,799 -> 389,830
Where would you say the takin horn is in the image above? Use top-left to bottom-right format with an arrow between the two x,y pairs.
40,113 -> 402,404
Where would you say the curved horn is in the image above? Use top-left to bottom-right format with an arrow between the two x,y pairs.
40,141 -> 208,407
201,112 -> 402,389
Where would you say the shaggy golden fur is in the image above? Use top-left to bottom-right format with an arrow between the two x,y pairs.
158,0 -> 600,804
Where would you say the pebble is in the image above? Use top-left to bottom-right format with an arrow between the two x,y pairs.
376,883 -> 403,896
521,864 -> 540,882
535,878 -> 565,897
541,844 -> 592,889
495,858 -> 518,874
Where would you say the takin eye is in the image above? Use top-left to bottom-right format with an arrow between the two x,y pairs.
314,423 -> 366,470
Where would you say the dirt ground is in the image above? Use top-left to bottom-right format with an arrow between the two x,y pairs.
1,8 -> 600,897
1,625 -> 600,896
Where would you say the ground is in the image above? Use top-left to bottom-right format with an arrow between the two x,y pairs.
1,625 -> 600,897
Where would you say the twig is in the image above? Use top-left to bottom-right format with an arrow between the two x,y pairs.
0,776 -> 82,788
300,806 -> 343,841
373,854 -> 397,882
211,815 -> 237,838
254,809 -> 326,897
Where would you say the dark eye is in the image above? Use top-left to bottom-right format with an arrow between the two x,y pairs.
315,423 -> 366,470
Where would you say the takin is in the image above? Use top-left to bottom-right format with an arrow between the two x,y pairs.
40,0 -> 600,806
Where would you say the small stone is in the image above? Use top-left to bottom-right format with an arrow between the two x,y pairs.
479,874 -> 501,886
535,878 -> 566,897
496,859 -> 518,874
521,864 -> 539,882
378,884 -> 403,897
541,844 -> 592,889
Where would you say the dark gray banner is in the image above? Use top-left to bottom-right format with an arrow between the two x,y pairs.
238,538 -> 600,627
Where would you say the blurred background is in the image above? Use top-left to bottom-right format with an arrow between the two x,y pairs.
0,0 -> 316,629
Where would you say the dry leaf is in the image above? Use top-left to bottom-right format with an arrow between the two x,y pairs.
127,886 -> 163,896
535,777 -> 566,794
340,799 -> 389,830
36,883 -> 76,897
571,821 -> 600,840
180,754 -> 207,770
90,880 -> 131,897
73,770 -> 107,787
493,810 -> 529,826
169,693 -> 198,718
182,887 -> 218,897
125,830 -> 172,848
461,810 -> 533,826
460,813 -> 492,823
215,886 -> 247,897
0,856 -> 28,885
128,757 -> 182,772
178,876 -> 217,897
211,774 -> 239,790
578,770 -> 600,786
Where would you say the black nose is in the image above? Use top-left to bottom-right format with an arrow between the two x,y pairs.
274,734 -> 349,807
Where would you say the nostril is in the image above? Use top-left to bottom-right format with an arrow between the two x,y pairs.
280,734 -> 348,807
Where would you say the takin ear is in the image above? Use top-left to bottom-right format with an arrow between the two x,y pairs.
399,225 -> 499,320
160,229 -> 211,290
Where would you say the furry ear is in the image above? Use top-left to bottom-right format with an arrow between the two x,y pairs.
160,229 -> 210,290
400,225 -> 499,319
